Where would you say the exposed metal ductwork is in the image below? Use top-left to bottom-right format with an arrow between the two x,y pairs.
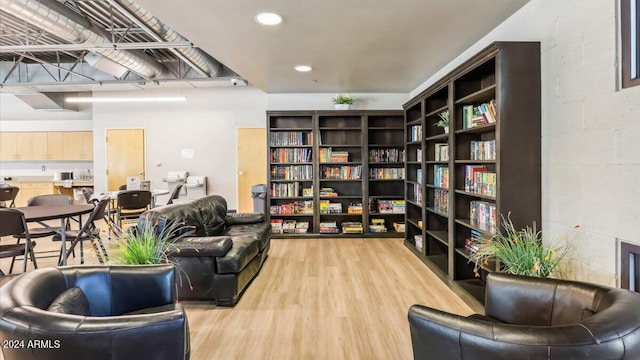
0,0 -> 167,79
111,0 -> 222,78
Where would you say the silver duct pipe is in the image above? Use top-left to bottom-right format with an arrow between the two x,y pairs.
113,0 -> 221,77
0,0 -> 166,79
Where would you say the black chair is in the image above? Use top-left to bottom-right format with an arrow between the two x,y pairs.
166,183 -> 184,205
14,194 -> 72,239
408,272 -> 640,360
0,265 -> 190,360
80,187 -> 94,204
0,186 -> 19,208
0,208 -> 37,275
119,184 -> 128,191
116,190 -> 152,227
52,197 -> 110,265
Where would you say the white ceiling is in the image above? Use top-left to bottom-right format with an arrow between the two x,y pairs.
135,0 -> 531,93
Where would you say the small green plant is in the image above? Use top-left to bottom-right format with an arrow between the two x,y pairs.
468,212 -> 576,278
332,94 -> 355,105
434,110 -> 449,127
113,220 -> 192,266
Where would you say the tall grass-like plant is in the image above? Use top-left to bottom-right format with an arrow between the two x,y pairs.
114,220 -> 192,266
469,212 -> 575,278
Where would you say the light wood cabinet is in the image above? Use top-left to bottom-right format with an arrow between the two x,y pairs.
47,132 -> 65,160
4,182 -> 54,207
0,131 -> 93,161
62,131 -> 93,160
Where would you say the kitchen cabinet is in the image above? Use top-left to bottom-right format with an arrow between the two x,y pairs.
4,182 -> 54,207
47,132 -> 65,160
63,131 -> 93,160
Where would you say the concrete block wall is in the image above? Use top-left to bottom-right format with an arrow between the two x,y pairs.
412,0 -> 640,287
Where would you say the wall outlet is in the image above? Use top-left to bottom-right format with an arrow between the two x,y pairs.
41,165 -> 46,171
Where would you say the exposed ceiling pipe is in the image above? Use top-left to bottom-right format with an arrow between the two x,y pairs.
0,0 -> 166,79
111,0 -> 222,78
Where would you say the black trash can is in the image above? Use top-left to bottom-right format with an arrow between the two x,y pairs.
251,184 -> 267,214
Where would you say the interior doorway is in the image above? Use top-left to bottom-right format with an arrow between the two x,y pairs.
237,128 -> 267,213
106,129 -> 145,191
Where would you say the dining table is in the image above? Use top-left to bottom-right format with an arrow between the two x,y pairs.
16,204 -> 95,266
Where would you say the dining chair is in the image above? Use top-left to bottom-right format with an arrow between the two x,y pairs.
116,190 -> 152,228
52,197 -> 110,265
0,186 -> 19,208
166,183 -> 184,205
80,187 -> 95,204
0,208 -> 38,275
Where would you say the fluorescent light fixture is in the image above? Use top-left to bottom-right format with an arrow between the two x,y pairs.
294,65 -> 312,72
255,12 -> 282,25
65,96 -> 187,103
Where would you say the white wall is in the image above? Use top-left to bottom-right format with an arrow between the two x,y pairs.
411,0 -> 640,286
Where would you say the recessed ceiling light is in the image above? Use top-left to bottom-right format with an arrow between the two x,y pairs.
295,65 -> 312,72
255,12 -> 283,26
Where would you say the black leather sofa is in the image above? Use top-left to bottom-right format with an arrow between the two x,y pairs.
0,264 -> 189,360
408,272 -> 640,360
137,194 -> 270,306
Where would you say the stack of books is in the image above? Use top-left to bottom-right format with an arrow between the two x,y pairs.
347,202 -> 362,214
319,222 -> 339,233
270,219 -> 284,234
369,218 -> 387,233
295,222 -> 309,234
342,222 -> 363,234
283,220 -> 297,234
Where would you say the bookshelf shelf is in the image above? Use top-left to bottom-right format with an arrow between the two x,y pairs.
454,84 -> 496,105
403,42 -> 541,310
268,110 -> 404,238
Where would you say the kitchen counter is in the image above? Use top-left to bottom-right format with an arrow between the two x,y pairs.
53,180 -> 94,187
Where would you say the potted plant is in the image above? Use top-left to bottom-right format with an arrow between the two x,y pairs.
468,212 -> 576,278
332,94 -> 355,110
434,110 -> 449,133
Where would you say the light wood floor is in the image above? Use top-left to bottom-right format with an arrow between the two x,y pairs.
1,226 -> 473,360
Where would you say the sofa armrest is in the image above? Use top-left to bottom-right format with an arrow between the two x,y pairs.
225,212 -> 265,226
168,236 -> 233,257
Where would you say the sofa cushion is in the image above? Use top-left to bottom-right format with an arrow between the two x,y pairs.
140,203 -> 207,236
168,236 -> 233,257
216,236 -> 260,274
223,223 -> 271,251
225,213 -> 265,226
47,287 -> 91,316
192,195 -> 228,236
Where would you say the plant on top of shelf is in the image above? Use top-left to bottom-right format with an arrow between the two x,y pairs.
468,212 -> 576,278
332,93 -> 355,105
434,110 -> 449,133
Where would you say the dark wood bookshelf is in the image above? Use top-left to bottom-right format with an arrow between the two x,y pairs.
267,110 -> 404,238
403,41 -> 541,310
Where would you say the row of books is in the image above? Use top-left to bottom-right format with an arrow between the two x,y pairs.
319,147 -> 349,163
319,221 -> 340,234
270,148 -> 312,163
270,182 -> 302,198
470,140 -> 496,161
368,148 -> 405,163
270,219 -> 309,234
463,165 -> 497,196
269,131 -> 313,146
319,200 -> 342,214
369,168 -> 404,180
375,199 -> 405,214
433,165 -> 449,188
462,100 -> 497,129
270,165 -> 313,180
269,201 -> 314,215
469,200 -> 497,230
320,165 -> 362,180
433,189 -> 448,213
434,143 -> 449,161
409,125 -> 423,142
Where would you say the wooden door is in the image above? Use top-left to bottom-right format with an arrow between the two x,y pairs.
47,132 -> 65,160
237,128 -> 267,213
106,129 -> 145,191
32,132 -> 48,160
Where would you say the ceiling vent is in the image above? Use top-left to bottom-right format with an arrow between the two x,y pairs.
14,92 -> 80,111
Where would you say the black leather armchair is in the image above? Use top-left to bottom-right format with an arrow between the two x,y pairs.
0,264 -> 189,360
408,272 -> 640,360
